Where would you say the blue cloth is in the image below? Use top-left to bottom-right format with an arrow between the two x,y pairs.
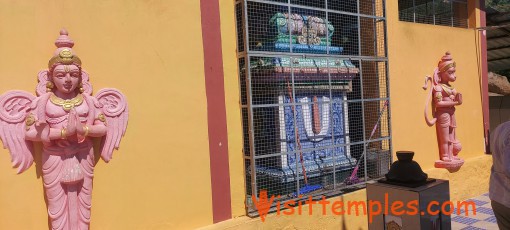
252,93 -> 356,183
282,94 -> 351,167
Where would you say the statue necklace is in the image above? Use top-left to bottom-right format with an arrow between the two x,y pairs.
50,93 -> 84,112
440,83 -> 455,96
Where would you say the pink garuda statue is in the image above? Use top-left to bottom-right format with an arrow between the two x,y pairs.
0,29 -> 128,229
423,51 -> 464,171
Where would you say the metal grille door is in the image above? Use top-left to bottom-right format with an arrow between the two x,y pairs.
235,0 -> 392,216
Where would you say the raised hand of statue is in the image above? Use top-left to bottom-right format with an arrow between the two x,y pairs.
74,111 -> 88,142
456,93 -> 462,105
66,109 -> 78,137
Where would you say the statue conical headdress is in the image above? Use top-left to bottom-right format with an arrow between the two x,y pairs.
48,29 -> 82,70
437,51 -> 455,73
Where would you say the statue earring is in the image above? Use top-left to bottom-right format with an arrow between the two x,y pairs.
46,82 -> 54,92
79,82 -> 84,93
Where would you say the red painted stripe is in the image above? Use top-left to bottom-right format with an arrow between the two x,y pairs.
480,0 -> 490,153
200,0 -> 232,223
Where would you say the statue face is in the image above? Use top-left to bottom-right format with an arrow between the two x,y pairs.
440,67 -> 456,83
52,65 -> 81,94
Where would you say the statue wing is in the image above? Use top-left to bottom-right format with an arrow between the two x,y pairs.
94,88 -> 129,162
0,91 -> 36,173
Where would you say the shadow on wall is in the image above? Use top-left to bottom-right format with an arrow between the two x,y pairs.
489,96 -> 510,133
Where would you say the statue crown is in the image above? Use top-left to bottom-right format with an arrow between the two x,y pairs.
438,51 -> 455,73
48,29 -> 82,69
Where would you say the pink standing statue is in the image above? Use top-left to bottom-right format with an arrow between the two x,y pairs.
423,51 -> 464,171
0,29 -> 128,229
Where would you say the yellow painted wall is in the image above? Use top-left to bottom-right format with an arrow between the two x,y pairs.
386,0 -> 486,169
219,0 -> 246,218
0,1 -> 214,229
198,189 -> 370,230
0,0 -> 489,229
205,0 -> 490,229
198,155 -> 492,230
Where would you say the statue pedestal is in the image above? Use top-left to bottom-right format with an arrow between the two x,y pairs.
435,159 -> 464,172
367,179 -> 451,230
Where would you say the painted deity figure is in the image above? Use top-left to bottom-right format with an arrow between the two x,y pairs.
0,29 -> 128,229
423,51 -> 464,171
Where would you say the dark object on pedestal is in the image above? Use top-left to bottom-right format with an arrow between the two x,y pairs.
379,151 -> 435,188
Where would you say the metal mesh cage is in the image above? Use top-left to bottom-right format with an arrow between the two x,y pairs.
398,0 -> 469,28
236,0 -> 391,216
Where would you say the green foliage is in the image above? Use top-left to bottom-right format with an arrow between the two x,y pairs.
487,0 -> 510,12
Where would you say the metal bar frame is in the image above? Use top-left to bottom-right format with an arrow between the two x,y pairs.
413,0 -> 416,22
432,0 -> 436,25
245,0 -> 385,20
237,0 -> 392,216
451,0 -> 454,27
241,97 -> 391,109
402,0 -> 468,28
242,0 -> 259,205
248,136 -> 392,160
325,0 -> 338,189
238,50 -> 389,60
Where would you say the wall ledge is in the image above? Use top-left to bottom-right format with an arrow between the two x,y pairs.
197,153 -> 492,230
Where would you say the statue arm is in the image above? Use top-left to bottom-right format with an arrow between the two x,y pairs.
77,121 -> 107,138
432,85 -> 460,108
88,123 -> 107,137
25,106 -> 107,141
24,122 -> 43,141
435,100 -> 460,107
75,107 -> 107,138
25,124 -> 56,142
24,119 -> 70,142
26,120 -> 107,141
